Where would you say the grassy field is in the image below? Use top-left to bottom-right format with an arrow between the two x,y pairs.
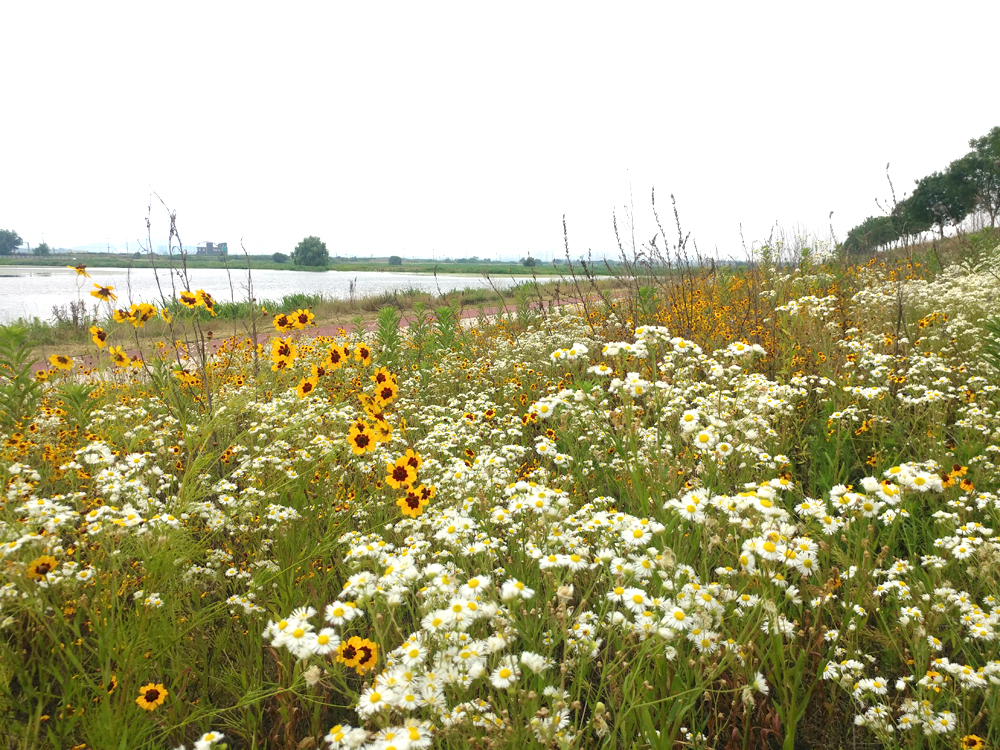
1,231 -> 1000,749
14,276 -> 623,359
0,253 -> 604,276
0,254 -> 324,273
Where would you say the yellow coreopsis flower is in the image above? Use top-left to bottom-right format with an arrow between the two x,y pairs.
270,338 -> 297,370
47,354 -> 74,371
373,378 -> 399,407
90,326 -> 108,348
347,420 -> 376,455
397,486 -> 429,518
90,284 -> 117,303
26,555 -> 58,580
296,376 -> 319,398
386,456 -> 418,489
195,289 -> 216,316
135,683 -> 168,710
128,303 -> 158,328
108,345 -> 130,368
326,345 -> 346,370
273,313 -> 296,332
291,308 -> 316,328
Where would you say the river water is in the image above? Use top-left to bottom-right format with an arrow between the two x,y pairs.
0,266 -> 517,322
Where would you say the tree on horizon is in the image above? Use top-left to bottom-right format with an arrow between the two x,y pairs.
291,236 -> 329,267
0,229 -> 23,256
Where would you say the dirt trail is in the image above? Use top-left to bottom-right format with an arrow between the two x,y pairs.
32,295 -> 609,372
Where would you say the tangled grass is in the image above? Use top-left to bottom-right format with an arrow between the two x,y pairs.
1,238 -> 1000,750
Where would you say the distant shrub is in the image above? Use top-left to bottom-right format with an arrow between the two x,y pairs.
292,236 -> 329,267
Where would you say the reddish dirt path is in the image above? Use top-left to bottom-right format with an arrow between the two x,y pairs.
33,295 -> 605,372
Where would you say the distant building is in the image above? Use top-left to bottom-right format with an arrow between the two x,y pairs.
196,241 -> 228,256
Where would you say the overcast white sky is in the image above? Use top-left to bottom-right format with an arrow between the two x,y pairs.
3,2 -> 997,259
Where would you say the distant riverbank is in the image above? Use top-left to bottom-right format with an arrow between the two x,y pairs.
13,272 -> 622,361
0,265 -> 529,323
0,253 -> 599,276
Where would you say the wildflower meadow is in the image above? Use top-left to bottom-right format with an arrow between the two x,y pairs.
2,231 -> 1000,750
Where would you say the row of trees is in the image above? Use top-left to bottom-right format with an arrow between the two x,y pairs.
844,126 -> 1000,254
0,230 -> 52,256
0,229 -> 24,255
2,230 -> 398,266
287,238 -> 401,267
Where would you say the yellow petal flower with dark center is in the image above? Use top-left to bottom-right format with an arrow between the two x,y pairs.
347,422 -> 375,455
385,457 -> 418,489
353,638 -> 378,675
292,308 -> 315,328
108,346 -> 130,368
90,284 -> 117,302
26,555 -> 57,580
195,289 -> 216,316
90,326 -> 108,348
336,638 -> 361,668
397,488 -> 428,517
273,313 -> 295,332
48,354 -> 74,371
135,683 -> 168,710
270,338 -> 297,365
326,346 -> 345,370
296,376 -> 319,398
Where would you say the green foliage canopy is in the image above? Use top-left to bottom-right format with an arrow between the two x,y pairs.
291,236 -> 329,267
0,229 -> 23,256
843,215 -> 901,255
965,126 -> 1000,227
843,125 -> 1000,249
906,166 -> 979,239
